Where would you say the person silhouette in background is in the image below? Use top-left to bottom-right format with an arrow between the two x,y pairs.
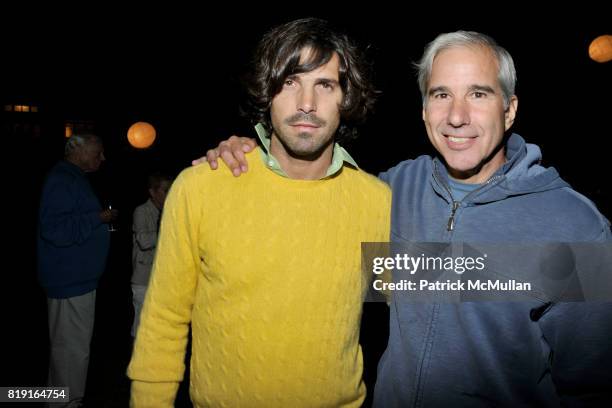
38,133 -> 117,407
131,172 -> 173,338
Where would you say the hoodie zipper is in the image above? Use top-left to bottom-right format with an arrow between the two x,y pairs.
447,201 -> 460,231
433,162 -> 504,232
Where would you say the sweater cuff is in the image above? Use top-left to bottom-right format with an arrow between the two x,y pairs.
130,380 -> 179,407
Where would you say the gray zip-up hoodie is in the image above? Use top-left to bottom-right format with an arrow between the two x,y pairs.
374,133 -> 612,407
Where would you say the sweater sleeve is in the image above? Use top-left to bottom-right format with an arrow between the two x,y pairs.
130,381 -> 179,408
127,170 -> 202,406
381,186 -> 392,304
39,173 -> 102,247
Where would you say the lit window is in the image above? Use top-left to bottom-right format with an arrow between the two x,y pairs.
65,124 -> 74,138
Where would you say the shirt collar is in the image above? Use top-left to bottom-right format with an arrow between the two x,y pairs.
254,123 -> 358,179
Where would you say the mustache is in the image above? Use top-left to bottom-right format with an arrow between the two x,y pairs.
284,113 -> 326,127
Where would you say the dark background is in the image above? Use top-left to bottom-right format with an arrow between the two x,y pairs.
2,7 -> 610,407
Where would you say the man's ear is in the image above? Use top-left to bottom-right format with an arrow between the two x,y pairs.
504,95 -> 518,131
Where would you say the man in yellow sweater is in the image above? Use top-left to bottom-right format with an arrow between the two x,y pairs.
127,18 -> 390,407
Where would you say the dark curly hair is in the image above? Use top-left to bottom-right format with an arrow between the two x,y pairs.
242,18 -> 378,144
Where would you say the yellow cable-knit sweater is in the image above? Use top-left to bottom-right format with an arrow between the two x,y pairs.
128,148 -> 391,407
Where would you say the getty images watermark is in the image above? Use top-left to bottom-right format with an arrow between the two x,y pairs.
361,242 -> 612,302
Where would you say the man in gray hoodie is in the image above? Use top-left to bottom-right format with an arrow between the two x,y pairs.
371,31 -> 612,407
197,30 -> 612,407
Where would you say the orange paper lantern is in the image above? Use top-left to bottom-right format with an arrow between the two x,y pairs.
127,122 -> 156,149
589,35 -> 612,63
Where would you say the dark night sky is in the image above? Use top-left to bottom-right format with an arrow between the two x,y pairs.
1,10 -> 610,221
3,8 -> 611,233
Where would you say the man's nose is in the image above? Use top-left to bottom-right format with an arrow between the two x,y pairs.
297,87 -> 316,114
447,98 -> 470,127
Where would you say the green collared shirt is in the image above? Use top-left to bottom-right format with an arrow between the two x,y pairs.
255,123 -> 358,179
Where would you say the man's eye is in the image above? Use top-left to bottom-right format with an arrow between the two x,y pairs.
434,93 -> 448,99
473,91 -> 486,98
284,79 -> 294,86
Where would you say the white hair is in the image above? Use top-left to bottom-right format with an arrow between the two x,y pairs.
416,31 -> 517,108
64,134 -> 101,158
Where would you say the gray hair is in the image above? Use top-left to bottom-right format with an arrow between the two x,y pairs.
416,31 -> 516,108
64,134 -> 102,158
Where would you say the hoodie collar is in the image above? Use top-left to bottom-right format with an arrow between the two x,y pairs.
432,133 -> 569,204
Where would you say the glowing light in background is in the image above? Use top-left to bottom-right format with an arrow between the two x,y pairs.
589,35 -> 612,63
127,122 -> 157,149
